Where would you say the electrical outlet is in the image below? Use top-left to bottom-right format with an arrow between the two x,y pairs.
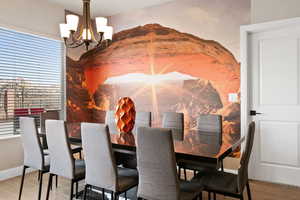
228,93 -> 238,103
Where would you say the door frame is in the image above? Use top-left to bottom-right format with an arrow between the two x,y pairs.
240,17 -> 300,144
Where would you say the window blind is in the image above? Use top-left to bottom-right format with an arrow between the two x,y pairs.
0,27 -> 63,136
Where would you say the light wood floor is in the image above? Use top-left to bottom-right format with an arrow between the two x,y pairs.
0,171 -> 299,200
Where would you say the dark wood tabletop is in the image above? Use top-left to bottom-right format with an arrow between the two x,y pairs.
67,129 -> 244,164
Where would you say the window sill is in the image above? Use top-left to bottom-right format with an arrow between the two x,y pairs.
0,135 -> 21,141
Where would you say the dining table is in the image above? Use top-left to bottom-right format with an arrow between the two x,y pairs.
66,127 -> 245,167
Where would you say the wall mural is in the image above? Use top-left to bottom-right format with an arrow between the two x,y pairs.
66,0 -> 250,157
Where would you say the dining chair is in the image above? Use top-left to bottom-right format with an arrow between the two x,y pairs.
178,114 -> 223,181
81,123 -> 138,200
105,110 -> 119,134
133,111 -> 151,135
193,122 -> 255,200
162,112 -> 184,140
136,127 -> 203,200
45,120 -> 85,200
40,110 -> 82,159
18,117 -> 49,200
196,114 -> 222,142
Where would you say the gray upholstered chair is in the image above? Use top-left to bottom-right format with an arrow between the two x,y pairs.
193,122 -> 255,200
40,110 -> 82,158
105,110 -> 119,134
81,123 -> 138,200
40,110 -> 60,134
136,127 -> 203,200
133,111 -> 151,135
162,112 -> 184,141
196,114 -> 222,142
19,117 -> 50,200
45,120 -> 85,200
178,114 -> 223,182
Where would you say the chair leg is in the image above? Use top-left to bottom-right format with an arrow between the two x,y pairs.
111,191 -> 114,200
178,166 -> 181,179
199,192 -> 203,200
75,181 -> 79,198
184,168 -> 187,180
37,171 -> 43,200
125,191 -> 127,200
83,184 -> 88,200
221,160 -> 224,171
46,174 -> 53,200
240,193 -> 244,200
79,151 -> 82,159
102,188 -> 105,200
18,166 -> 27,200
208,192 -> 211,200
38,171 -> 41,181
213,193 -> 216,200
114,193 -> 119,200
55,175 -> 58,188
246,182 -> 252,200
70,180 -> 74,200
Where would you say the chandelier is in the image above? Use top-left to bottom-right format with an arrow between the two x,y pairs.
59,0 -> 113,51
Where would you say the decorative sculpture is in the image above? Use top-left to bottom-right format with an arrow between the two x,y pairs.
115,97 -> 136,134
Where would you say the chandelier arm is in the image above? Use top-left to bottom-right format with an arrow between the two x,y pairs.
64,38 -> 85,48
96,32 -> 104,47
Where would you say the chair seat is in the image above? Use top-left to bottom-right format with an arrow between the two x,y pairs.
193,170 -> 239,194
74,160 -> 85,180
179,180 -> 203,200
117,167 -> 138,193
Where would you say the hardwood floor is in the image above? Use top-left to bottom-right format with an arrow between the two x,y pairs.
1,170 -> 300,200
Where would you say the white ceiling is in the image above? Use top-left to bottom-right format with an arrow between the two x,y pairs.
48,0 -> 175,17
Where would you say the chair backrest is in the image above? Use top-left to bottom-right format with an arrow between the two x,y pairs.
237,121 -> 255,192
81,123 -> 118,191
133,111 -> 151,134
40,110 -> 60,133
105,110 -> 119,134
162,112 -> 184,140
137,127 -> 179,200
20,117 -> 44,170
45,120 -> 74,179
196,114 -> 222,142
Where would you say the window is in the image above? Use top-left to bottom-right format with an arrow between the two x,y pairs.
0,27 -> 63,136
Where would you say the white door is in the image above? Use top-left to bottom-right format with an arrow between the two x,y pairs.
247,21 -> 300,186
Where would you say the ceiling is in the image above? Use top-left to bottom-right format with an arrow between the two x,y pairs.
48,0 -> 175,17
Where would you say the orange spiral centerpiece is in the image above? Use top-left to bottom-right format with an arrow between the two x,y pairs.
115,97 -> 136,134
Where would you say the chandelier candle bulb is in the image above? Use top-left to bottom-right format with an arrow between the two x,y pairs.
82,28 -> 92,40
66,15 -> 79,31
96,17 -> 108,32
104,26 -> 113,40
59,24 -> 70,38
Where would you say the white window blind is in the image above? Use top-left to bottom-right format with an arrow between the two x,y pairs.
0,27 -> 63,136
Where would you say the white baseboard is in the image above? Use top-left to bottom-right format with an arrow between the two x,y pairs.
0,166 -> 36,181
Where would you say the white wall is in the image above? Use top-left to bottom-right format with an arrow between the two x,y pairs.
0,0 -> 65,175
0,0 -> 65,40
252,0 -> 300,23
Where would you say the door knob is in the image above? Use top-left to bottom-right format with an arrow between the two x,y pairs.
250,110 -> 262,116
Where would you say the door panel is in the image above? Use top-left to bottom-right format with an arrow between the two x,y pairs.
260,38 -> 298,105
249,26 -> 300,186
260,121 -> 298,166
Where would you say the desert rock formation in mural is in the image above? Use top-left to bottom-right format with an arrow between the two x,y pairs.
67,24 -> 241,155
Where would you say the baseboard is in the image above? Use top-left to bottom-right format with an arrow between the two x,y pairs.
0,166 -> 36,181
